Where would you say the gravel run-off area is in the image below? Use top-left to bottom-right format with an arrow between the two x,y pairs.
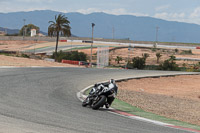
117,75 -> 200,126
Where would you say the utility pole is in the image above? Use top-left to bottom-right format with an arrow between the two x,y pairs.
5,27 -> 7,35
71,39 -> 73,52
90,23 -> 95,67
23,19 -> 26,40
126,44 -> 131,69
155,26 -> 159,48
112,27 -> 115,39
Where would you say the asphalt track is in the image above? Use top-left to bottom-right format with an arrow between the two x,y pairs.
0,67 -> 197,133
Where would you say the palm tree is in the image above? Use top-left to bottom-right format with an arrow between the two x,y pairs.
156,52 -> 162,63
48,14 -> 71,60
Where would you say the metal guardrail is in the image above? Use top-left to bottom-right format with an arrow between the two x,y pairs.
176,57 -> 200,61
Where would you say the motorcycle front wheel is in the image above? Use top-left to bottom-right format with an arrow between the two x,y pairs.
91,95 -> 106,110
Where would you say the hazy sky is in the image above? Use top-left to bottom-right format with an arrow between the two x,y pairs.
1,0 -> 200,25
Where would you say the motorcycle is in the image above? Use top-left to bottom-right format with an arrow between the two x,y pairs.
82,83 -> 116,110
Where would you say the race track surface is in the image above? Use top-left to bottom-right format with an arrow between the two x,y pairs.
0,67 -> 195,133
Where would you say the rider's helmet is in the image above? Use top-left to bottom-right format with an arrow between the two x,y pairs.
94,83 -> 98,87
109,79 -> 115,84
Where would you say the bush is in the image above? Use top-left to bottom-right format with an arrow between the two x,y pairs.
132,57 -> 146,69
52,51 -> 87,62
125,62 -> 133,69
142,53 -> 149,61
187,62 -> 200,72
145,65 -> 159,70
169,55 -> 176,61
158,59 -> 180,71
115,56 -> 123,64
151,48 -> 157,52
175,49 -> 179,53
0,43 -> 7,45
52,51 -> 66,62
21,53 -> 30,58
180,50 -> 193,55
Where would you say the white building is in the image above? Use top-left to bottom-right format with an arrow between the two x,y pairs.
31,29 -> 37,37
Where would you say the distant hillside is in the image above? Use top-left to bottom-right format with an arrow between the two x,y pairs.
0,27 -> 48,35
0,27 -> 19,34
1,10 -> 200,43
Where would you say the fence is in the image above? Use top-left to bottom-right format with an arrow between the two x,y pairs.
97,47 -> 109,68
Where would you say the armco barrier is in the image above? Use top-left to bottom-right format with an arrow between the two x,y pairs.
196,47 -> 200,49
61,60 -> 79,65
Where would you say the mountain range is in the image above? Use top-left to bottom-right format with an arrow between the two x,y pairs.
0,27 -> 48,35
0,27 -> 19,35
1,10 -> 200,43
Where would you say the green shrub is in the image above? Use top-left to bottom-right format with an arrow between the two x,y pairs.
142,53 -> 149,61
51,51 -> 65,62
175,49 -> 179,53
52,50 -> 87,62
21,53 -> 30,58
169,55 -> 176,61
182,63 -> 187,68
180,50 -> 193,55
0,53 -> 11,56
145,65 -> 159,70
0,43 -> 7,45
151,48 -> 157,52
132,57 -> 146,69
158,59 -> 180,71
187,63 -> 200,72
115,56 -> 123,64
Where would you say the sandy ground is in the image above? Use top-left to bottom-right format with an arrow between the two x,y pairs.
0,40 -> 46,51
0,40 -> 89,67
109,47 -> 200,67
0,55 -> 81,67
117,75 -> 200,126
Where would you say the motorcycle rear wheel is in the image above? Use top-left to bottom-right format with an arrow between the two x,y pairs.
91,95 -> 106,110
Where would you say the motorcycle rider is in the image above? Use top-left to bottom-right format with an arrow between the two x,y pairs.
105,79 -> 118,108
89,79 -> 118,108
